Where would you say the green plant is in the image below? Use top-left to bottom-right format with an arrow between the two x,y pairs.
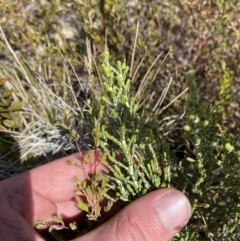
0,69 -> 23,173
35,51 -> 173,239
1,0 -> 240,240
36,52 -> 240,240
0,71 -> 23,130
178,77 -> 240,240
87,52 -> 172,203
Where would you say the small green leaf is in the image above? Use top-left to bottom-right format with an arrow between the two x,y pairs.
9,102 -> 23,111
187,157 -> 195,162
52,216 -> 63,223
101,176 -> 109,188
104,200 -> 113,212
225,143 -> 234,152
57,122 -> 68,130
3,89 -> 13,98
3,119 -> 16,128
72,176 -> 80,186
77,201 -> 89,212
75,0 -> 84,4
82,181 -> 87,189
75,190 -> 83,195
85,186 -> 92,197
0,112 -> 11,119
70,129 -> 78,140
35,221 -> 48,229
0,101 -> 10,107
69,222 -> 77,230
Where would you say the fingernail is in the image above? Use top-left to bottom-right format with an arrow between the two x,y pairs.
155,190 -> 191,230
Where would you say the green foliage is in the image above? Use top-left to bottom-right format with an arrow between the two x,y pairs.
41,53 -> 240,240
73,174 -> 113,221
0,72 -> 23,130
1,0 -> 240,240
35,53 -> 173,238
79,54 -> 240,240
88,52 -> 171,205
215,61 -> 233,118
0,71 -> 23,163
35,215 -> 80,241
180,77 -> 240,240
178,109 -> 240,240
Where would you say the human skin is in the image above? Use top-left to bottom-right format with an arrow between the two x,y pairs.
0,151 -> 191,241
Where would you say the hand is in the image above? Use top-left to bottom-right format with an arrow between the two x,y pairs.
0,151 -> 191,241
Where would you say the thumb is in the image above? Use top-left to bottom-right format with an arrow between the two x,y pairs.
75,188 -> 191,241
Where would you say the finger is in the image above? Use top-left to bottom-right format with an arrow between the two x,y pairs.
4,151 -> 105,203
0,196 -> 45,241
74,188 -> 191,241
30,151 -> 106,202
2,151 -> 107,229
